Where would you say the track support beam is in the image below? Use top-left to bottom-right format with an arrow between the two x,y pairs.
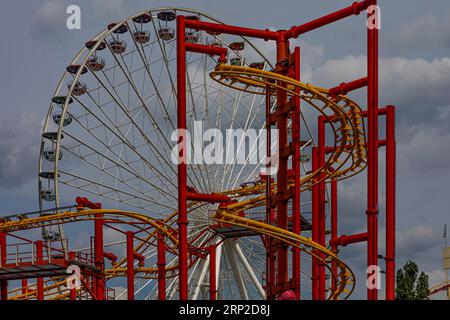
0,232 -> 7,301
157,231 -> 166,300
385,105 -> 396,300
35,240 -> 44,301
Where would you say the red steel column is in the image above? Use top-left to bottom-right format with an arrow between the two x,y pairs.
21,279 -> 28,295
36,240 -> 44,301
157,232 -> 166,300
126,231 -> 135,300
291,46 -> 301,299
176,15 -> 189,301
311,147 -> 319,300
367,0 -> 379,300
385,106 -> 396,300
0,281 -> 6,301
275,31 -> 290,295
0,233 -> 7,300
94,213 -> 105,300
285,0 -> 376,38
330,179 -> 338,291
209,245 -> 217,300
318,116 -> 326,300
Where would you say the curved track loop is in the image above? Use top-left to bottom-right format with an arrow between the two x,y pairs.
2,190 -> 353,300
210,64 -> 367,188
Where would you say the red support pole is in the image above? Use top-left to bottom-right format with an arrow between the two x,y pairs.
187,192 -> 229,203
0,232 -> 7,300
36,240 -> 44,301
367,0 -> 379,300
285,0 -> 375,38
275,32 -> 290,296
94,213 -> 105,300
311,147 -> 319,300
21,279 -> 28,295
0,233 -> 5,265
126,231 -> 135,300
265,87 -> 276,300
209,245 -> 217,300
318,116 -> 326,300
176,14 -> 189,301
385,105 -> 396,300
330,179 -> 338,291
157,231 -> 166,300
291,46 -> 301,299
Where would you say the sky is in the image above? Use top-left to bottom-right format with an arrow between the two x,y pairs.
0,0 -> 449,299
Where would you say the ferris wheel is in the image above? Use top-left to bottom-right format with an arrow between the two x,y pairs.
37,8 -> 319,300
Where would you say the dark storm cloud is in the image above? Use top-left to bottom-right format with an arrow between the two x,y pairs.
0,113 -> 41,188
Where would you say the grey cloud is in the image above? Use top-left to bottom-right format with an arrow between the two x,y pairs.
396,225 -> 442,259
398,123 -> 450,173
0,113 -> 41,189
311,55 -> 450,127
383,12 -> 450,58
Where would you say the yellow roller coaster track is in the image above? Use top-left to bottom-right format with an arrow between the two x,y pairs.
3,64 -> 367,300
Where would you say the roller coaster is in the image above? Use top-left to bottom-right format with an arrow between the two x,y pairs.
0,1 -> 396,300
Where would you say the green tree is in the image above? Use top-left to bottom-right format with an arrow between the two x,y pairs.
396,260 -> 430,300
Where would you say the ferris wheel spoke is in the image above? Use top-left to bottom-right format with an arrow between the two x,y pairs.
232,241 -> 265,299
185,56 -> 217,193
60,140 -> 176,204
224,239 -> 249,299
150,16 -> 177,95
105,41 -> 175,155
69,78 -> 178,190
103,40 -> 173,149
192,253 -> 209,300
127,22 -> 176,131
239,237 -> 266,257
219,87 -> 250,190
226,98 -> 268,190
59,170 -> 175,213
69,97 -> 174,190
223,94 -> 262,191
218,88 -> 263,189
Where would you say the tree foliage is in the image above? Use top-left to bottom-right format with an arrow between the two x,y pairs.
396,260 -> 430,300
